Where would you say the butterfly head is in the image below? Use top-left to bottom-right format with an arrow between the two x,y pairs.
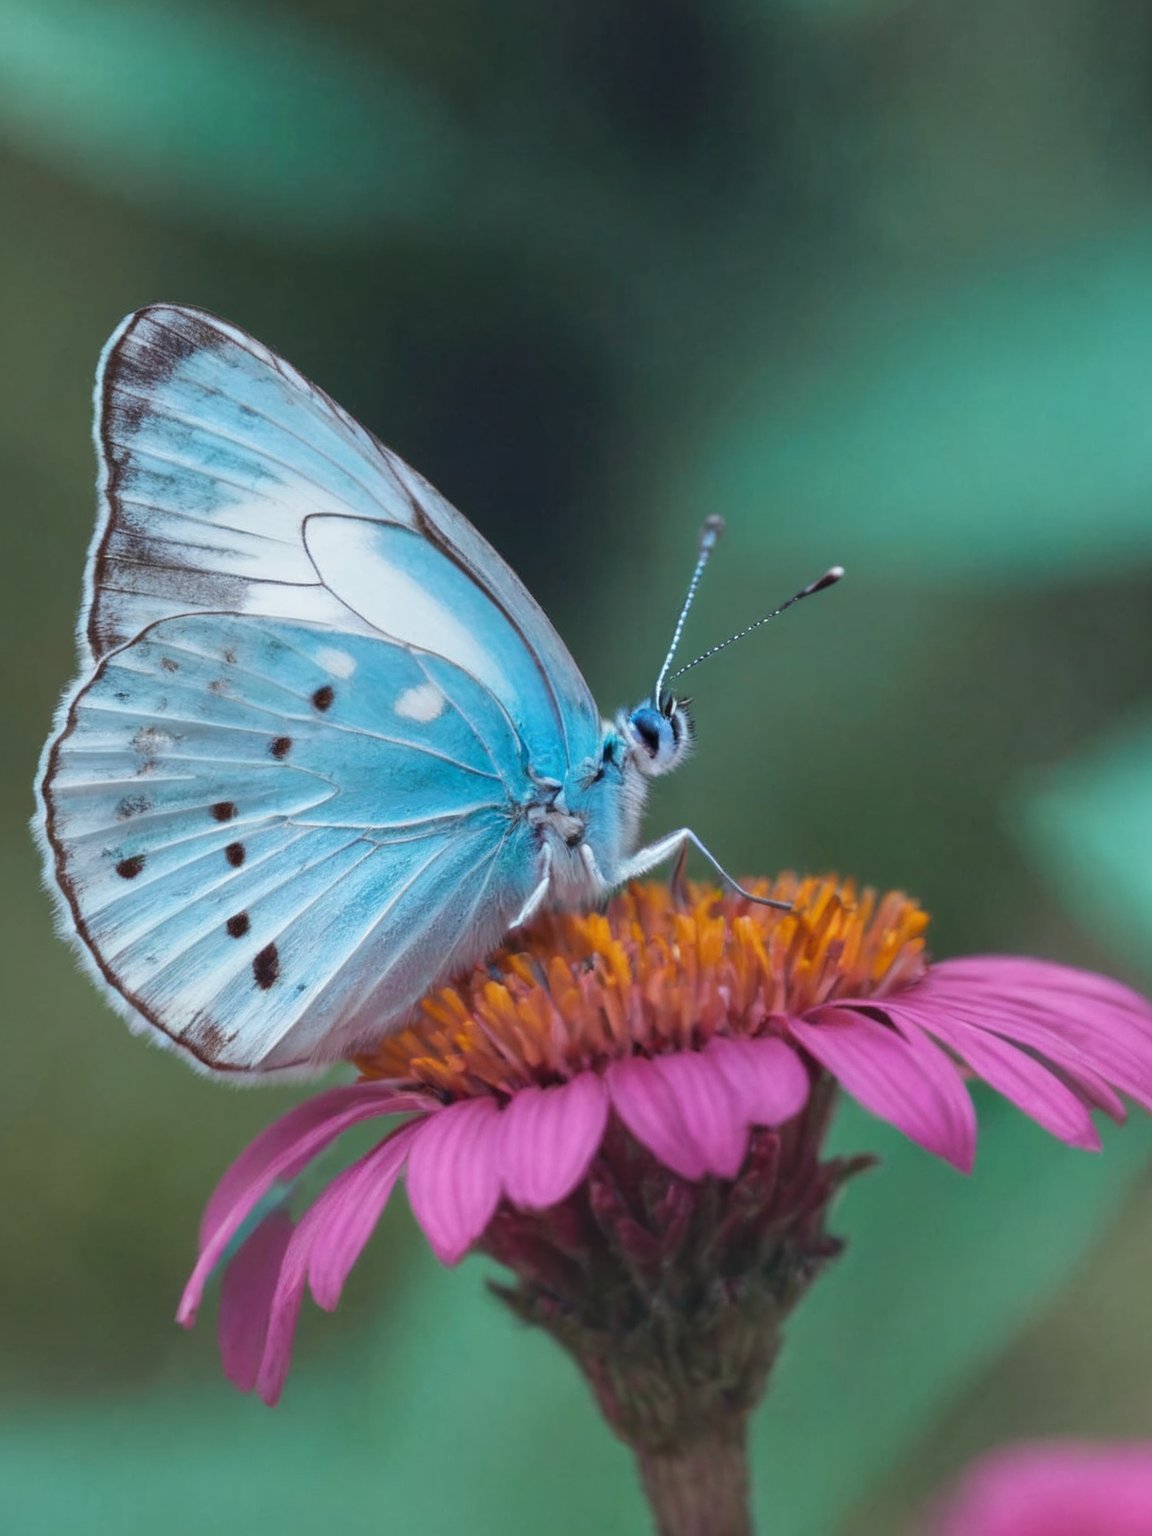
620,695 -> 693,777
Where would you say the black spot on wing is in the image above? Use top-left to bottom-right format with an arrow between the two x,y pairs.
226,912 -> 250,938
115,854 -> 145,879
311,685 -> 334,712
160,657 -> 179,674
211,801 -> 237,821
253,943 -> 279,989
225,842 -> 246,868
270,735 -> 292,759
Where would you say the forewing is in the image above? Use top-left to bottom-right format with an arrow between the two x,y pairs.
42,614 -> 537,1072
87,304 -> 601,767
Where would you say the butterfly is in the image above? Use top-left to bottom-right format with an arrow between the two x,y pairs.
35,305 -> 841,1077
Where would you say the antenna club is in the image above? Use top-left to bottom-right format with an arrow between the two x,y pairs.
699,514 -> 726,551
802,565 -> 845,597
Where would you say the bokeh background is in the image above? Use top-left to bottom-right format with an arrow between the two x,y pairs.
4,2 -> 1152,1532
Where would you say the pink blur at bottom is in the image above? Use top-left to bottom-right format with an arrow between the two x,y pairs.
931,1442 -> 1152,1536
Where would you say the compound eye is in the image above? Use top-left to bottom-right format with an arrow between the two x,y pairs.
625,703 -> 686,775
632,710 -> 663,758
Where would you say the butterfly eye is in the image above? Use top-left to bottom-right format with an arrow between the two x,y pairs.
633,712 -> 663,758
624,703 -> 688,778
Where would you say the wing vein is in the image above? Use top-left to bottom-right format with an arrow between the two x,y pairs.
116,496 -> 301,550
92,826 -> 315,917
333,828 -> 509,1031
111,386 -> 391,513
122,442 -> 285,506
118,834 -> 377,975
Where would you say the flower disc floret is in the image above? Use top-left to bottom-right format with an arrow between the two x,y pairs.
358,876 -> 929,1097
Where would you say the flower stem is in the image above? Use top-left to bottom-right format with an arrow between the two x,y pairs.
635,1423 -> 753,1536
486,1099 -> 868,1536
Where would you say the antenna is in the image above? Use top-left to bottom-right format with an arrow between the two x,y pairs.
667,565 -> 844,684
654,515 -> 726,705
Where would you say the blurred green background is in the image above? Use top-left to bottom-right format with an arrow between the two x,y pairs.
5,2 -> 1152,1532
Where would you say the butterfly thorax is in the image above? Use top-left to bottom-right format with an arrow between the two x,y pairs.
517,725 -> 654,911
532,697 -> 692,909
524,778 -> 588,850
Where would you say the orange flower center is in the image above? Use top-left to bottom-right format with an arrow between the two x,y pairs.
356,875 -> 928,1099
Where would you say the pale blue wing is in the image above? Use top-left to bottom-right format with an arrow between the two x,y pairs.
43,613 -> 537,1072
303,515 -> 583,779
85,304 -> 602,771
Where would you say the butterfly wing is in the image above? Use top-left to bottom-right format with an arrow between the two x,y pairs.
84,304 -> 601,768
38,303 -> 606,1072
43,613 -> 537,1073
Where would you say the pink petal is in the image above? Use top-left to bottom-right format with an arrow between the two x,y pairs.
605,1056 -> 708,1180
606,1050 -> 760,1181
307,1122 -> 420,1310
1043,1060 -> 1128,1124
911,979 -> 1152,1112
706,1036 -> 810,1127
218,1210 -> 294,1394
406,1097 -> 503,1264
252,1231 -> 310,1407
963,1004 -> 1152,1109
200,1082 -> 427,1244
881,1000 -> 1101,1150
928,957 -> 1152,1058
253,1122 -> 419,1406
934,956 -> 1152,1023
932,1440 -> 1152,1536
821,953 -> 1152,1143
178,1087 -> 431,1328
651,1049 -> 749,1179
789,1010 -> 976,1171
927,957 -> 1152,1030
498,1073 -> 608,1210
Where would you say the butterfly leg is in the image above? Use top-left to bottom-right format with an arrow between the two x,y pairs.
616,829 -> 792,911
580,841 -> 607,888
510,844 -> 554,930
670,838 -> 691,905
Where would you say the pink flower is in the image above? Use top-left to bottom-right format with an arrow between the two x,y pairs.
930,1442 -> 1152,1535
177,876 -> 1152,1406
